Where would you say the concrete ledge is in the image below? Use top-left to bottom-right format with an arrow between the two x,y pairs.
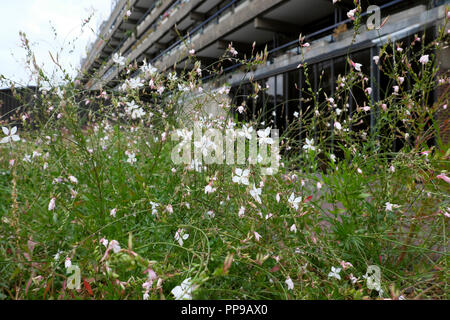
93,0 -> 206,88
154,0 -> 285,72
224,4 -> 444,87
82,0 -> 138,73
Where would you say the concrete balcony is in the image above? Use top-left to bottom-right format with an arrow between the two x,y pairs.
91,0 -> 176,86
92,0 -> 210,89
82,0 -> 168,80
81,0 -> 138,74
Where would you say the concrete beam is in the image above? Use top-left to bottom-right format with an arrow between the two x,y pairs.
80,0 -> 138,73
111,35 -> 122,42
217,40 -> 251,53
190,11 -> 206,21
143,52 -> 153,60
224,4 -> 441,88
124,18 -> 139,25
154,42 -> 168,50
254,17 -> 301,34
155,0 -> 285,72
95,0 -> 206,88
134,6 -> 149,14
170,28 -> 182,38
196,56 -> 217,66
136,0 -> 177,38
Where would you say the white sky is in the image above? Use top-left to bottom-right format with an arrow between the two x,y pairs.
0,0 -> 113,89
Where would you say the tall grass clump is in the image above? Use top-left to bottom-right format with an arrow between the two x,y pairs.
0,4 -> 448,300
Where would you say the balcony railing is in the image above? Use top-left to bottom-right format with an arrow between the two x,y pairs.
200,0 -> 409,81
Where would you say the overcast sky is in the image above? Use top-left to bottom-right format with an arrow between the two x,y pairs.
0,0 -> 113,89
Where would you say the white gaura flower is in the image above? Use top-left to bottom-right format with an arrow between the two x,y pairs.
334,121 -> 342,130
249,184 -> 262,204
178,83 -> 189,92
176,128 -> 193,144
254,231 -> 262,242
238,124 -> 254,140
127,77 -> 144,89
32,151 -> 41,159
303,138 -> 315,151
228,43 -> 238,56
126,151 -> 137,164
347,8 -> 357,19
112,53 -> 125,66
150,201 -> 159,215
290,224 -> 297,233
349,59 -> 362,71
48,197 -> 56,211
194,135 -> 215,157
157,86 -> 165,95
168,72 -> 178,82
257,127 -> 274,145
419,54 -> 429,65
64,257 -> 72,269
238,206 -> 246,218
285,277 -> 294,290
68,175 -> 78,184
204,184 -> 216,194
373,55 -> 380,64
109,240 -> 121,253
288,192 -> 302,210
340,261 -> 353,270
171,278 -> 197,300
100,238 -> 109,248
140,60 -> 157,76
131,107 -> 146,120
54,251 -> 62,261
1,126 -> 20,144
110,208 -> 117,217
175,228 -> 189,246
385,202 -> 400,212
232,168 -> 250,185
125,100 -> 139,113
328,266 -> 342,280
293,111 -> 299,118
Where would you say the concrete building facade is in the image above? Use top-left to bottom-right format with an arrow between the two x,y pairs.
78,0 -> 449,143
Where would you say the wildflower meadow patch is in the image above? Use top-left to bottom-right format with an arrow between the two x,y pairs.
0,2 -> 449,301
